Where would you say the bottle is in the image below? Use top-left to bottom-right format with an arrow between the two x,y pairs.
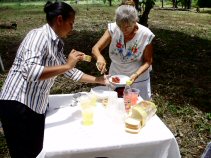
123,80 -> 132,112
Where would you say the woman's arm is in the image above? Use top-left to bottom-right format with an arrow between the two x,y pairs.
39,49 -> 108,85
39,50 -> 83,80
79,74 -> 107,85
92,29 -> 111,74
130,44 -> 153,82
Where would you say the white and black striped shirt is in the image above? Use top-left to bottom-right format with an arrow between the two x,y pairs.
0,24 -> 83,114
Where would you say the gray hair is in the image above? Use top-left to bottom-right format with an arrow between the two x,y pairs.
115,5 -> 138,27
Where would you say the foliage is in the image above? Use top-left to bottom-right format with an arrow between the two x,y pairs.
170,0 -> 193,9
197,0 -> 211,7
0,130 -> 9,157
181,0 -> 192,9
139,0 -> 155,11
158,0 -> 202,8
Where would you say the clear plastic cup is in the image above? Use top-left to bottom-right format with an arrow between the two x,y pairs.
128,88 -> 140,106
80,94 -> 96,126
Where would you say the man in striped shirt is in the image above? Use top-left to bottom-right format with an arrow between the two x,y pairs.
0,1 -> 107,158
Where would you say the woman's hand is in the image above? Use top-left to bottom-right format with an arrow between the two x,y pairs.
130,73 -> 139,83
92,29 -> 111,74
66,49 -> 84,69
96,55 -> 107,74
94,74 -> 110,85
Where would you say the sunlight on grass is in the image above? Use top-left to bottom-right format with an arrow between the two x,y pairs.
149,9 -> 211,40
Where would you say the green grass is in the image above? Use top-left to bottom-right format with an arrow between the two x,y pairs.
0,2 -> 211,158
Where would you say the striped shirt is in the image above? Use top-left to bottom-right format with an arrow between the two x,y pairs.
0,24 -> 84,114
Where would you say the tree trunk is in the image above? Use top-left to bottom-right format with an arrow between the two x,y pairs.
172,0 -> 178,8
133,0 -> 155,27
187,0 -> 192,9
139,5 -> 152,27
162,0 -> 164,8
133,0 -> 140,11
108,0 -> 112,6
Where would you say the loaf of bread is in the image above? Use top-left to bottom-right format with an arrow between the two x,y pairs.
125,117 -> 141,134
125,101 -> 157,134
130,106 -> 148,127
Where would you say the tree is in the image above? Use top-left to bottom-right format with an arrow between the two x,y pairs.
172,0 -> 178,8
121,0 -> 155,27
133,0 -> 156,27
183,0 -> 192,9
197,0 -> 211,7
108,0 -> 112,6
161,0 -> 164,8
187,0 -> 192,9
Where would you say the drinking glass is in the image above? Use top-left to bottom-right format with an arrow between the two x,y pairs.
80,94 -> 96,126
128,88 -> 140,106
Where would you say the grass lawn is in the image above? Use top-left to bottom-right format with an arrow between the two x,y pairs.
0,2 -> 211,158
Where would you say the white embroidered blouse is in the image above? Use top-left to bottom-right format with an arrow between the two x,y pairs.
108,22 -> 155,82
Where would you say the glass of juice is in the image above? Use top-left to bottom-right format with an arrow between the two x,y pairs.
128,88 -> 140,106
80,94 -> 95,126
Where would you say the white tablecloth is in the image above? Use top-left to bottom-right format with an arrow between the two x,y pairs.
37,93 -> 181,158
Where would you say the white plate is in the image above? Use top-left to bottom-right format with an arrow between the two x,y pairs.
90,86 -> 118,99
109,75 -> 130,86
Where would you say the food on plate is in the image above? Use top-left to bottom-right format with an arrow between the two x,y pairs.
125,117 -> 141,134
90,87 -> 117,107
112,76 -> 120,83
83,55 -> 92,62
102,98 -> 108,106
109,75 -> 130,86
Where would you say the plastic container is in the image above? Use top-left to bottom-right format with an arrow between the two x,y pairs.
130,100 -> 157,127
127,88 -> 140,106
123,80 -> 132,112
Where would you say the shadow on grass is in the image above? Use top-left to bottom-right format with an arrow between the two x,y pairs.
151,28 -> 211,112
64,29 -> 211,112
63,30 -> 110,76
0,131 -> 9,157
0,35 -> 20,71
0,28 -> 210,113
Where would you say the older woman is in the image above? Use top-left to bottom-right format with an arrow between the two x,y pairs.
92,5 -> 155,100
0,1 -> 107,157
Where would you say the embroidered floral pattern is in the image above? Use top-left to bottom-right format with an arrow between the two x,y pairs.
115,36 -> 124,55
131,44 -> 138,54
127,42 -> 138,56
112,38 -> 140,62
